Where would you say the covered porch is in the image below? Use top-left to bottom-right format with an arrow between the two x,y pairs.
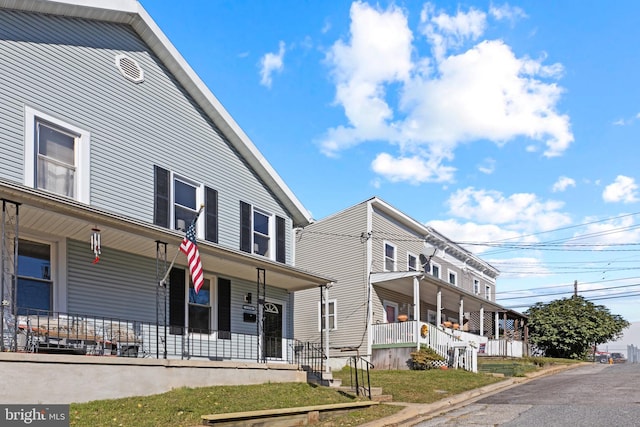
369,271 -> 528,371
0,180 -> 332,364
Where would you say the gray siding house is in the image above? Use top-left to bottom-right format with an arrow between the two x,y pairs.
294,197 -> 527,372
0,0 -> 331,366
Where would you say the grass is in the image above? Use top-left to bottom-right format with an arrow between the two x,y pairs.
70,358 -> 575,426
477,356 -> 581,377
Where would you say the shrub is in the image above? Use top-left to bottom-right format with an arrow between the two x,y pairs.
410,346 -> 446,370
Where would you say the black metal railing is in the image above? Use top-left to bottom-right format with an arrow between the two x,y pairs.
292,340 -> 326,379
7,308 -> 296,363
347,355 -> 374,400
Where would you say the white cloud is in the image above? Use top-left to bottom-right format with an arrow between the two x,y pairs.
477,158 -> 496,174
445,187 -> 572,232
259,41 -> 286,88
427,218 -> 523,253
552,176 -> 576,192
489,3 -> 527,23
320,2 -> 573,184
571,215 -> 640,247
488,257 -> 551,279
603,175 -> 639,203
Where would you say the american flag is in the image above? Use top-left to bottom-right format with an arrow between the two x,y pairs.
180,210 -> 204,294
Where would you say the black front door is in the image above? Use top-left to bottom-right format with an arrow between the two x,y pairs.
263,302 -> 282,358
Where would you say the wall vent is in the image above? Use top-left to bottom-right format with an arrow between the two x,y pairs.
114,54 -> 144,83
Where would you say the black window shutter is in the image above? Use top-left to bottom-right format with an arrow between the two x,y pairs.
276,215 -> 286,263
154,165 -> 170,228
240,201 -> 252,253
169,268 -> 185,335
218,278 -> 231,339
205,187 -> 218,243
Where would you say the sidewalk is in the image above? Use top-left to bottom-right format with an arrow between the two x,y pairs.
359,363 -> 587,427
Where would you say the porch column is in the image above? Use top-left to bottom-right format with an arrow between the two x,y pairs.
436,286 -> 442,326
495,311 -> 500,339
413,276 -> 420,350
458,296 -> 464,327
479,305 -> 484,336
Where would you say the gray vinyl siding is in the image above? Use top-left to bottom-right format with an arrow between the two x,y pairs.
67,239 -> 157,321
371,208 -> 426,274
0,9 -> 293,264
372,287 -> 414,324
294,203 -> 369,351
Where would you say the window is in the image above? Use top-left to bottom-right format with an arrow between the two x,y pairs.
448,270 -> 457,286
174,177 -> 200,231
24,107 -> 90,203
431,262 -> 441,279
16,240 -> 52,315
384,242 -> 396,271
407,253 -> 417,271
485,285 -> 491,300
154,166 -> 218,242
240,202 -> 286,262
474,279 -> 480,295
318,299 -> 337,331
189,278 -> 211,333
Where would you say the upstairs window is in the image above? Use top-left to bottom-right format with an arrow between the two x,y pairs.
431,262 -> 441,279
448,270 -> 457,286
24,107 -> 90,203
154,166 -> 218,243
485,285 -> 491,300
384,242 -> 396,271
407,253 -> 417,271
240,201 -> 286,262
474,279 -> 480,294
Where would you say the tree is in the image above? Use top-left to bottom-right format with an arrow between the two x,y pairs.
525,296 -> 629,359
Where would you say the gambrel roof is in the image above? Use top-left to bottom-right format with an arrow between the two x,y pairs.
0,0 -> 313,226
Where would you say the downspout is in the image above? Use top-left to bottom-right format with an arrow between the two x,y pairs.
366,201 -> 373,359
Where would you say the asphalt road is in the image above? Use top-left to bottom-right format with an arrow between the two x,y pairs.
413,363 -> 640,427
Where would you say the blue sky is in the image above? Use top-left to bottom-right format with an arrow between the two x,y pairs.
141,1 -> 640,322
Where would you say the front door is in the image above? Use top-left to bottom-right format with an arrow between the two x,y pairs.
263,302 -> 283,359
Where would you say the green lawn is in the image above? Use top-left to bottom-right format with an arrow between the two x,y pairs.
70,359 -> 574,427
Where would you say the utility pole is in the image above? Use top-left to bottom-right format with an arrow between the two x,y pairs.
574,280 -> 578,297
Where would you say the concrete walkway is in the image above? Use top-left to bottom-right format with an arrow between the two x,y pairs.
359,363 -> 587,427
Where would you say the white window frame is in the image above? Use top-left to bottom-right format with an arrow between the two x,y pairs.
24,106 -> 90,204
407,252 -> 418,272
252,207 -> 274,259
431,261 -> 441,279
383,241 -> 397,272
474,279 -> 480,295
448,270 -> 457,287
427,309 -> 437,325
485,285 -> 491,300
171,173 -> 204,238
318,299 -> 337,331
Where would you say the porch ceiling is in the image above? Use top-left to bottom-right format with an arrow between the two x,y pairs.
0,180 -> 333,292
370,271 -> 507,315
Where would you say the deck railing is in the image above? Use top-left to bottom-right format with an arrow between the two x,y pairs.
371,321 -> 478,372
6,308 -> 299,364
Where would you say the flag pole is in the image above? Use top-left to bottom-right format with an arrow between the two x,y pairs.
158,204 -> 205,287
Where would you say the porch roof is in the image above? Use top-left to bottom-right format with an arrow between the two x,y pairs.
0,180 -> 333,292
370,271 -> 520,317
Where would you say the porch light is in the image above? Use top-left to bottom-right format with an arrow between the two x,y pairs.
91,227 -> 101,264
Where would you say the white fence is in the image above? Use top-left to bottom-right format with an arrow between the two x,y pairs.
371,321 -> 477,372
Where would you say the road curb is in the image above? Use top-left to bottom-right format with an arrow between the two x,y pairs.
360,363 -> 587,427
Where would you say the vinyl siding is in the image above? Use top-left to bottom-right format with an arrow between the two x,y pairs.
0,9 -> 293,264
371,208 -> 426,274
294,203 -> 369,351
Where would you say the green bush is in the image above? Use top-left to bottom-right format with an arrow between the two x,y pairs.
410,346 -> 445,370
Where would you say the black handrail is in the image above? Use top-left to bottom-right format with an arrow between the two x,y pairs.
349,355 -> 374,400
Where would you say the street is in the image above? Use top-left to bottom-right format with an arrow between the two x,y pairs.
413,363 -> 640,427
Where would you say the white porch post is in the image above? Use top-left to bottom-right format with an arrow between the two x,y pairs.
436,286 -> 442,325
324,284 -> 331,374
413,276 -> 420,350
495,311 -> 500,339
479,305 -> 484,336
458,296 -> 464,327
